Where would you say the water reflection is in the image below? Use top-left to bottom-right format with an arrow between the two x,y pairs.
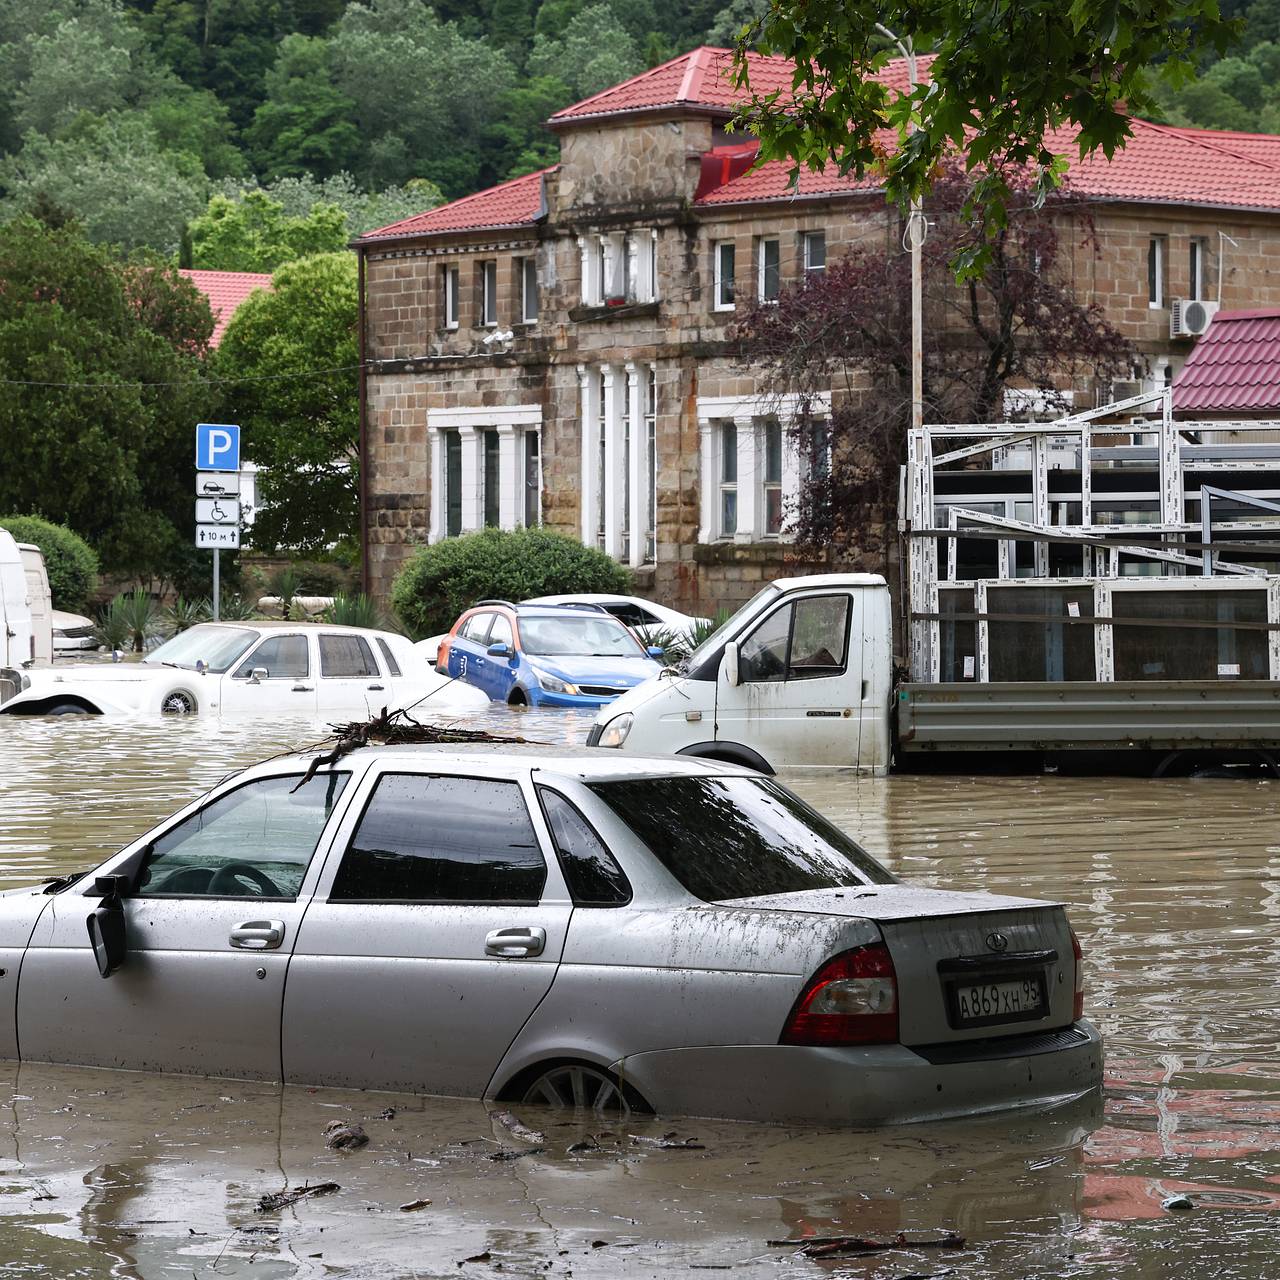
0,715 -> 1278,1275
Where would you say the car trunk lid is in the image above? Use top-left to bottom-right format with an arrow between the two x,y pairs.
718,885 -> 1076,1046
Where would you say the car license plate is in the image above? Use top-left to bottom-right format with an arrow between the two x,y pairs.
947,974 -> 1046,1028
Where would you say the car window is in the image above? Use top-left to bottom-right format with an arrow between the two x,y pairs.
738,595 -> 851,683
143,625 -> 256,673
320,634 -> 380,678
587,776 -> 896,901
330,774 -> 547,903
376,638 -> 402,677
135,772 -> 349,899
233,634 -> 309,679
519,616 -> 644,657
489,614 -> 513,648
461,613 -> 493,643
537,788 -> 631,906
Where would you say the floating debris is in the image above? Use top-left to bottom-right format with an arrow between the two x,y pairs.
1162,1194 -> 1196,1212
492,1109 -> 545,1144
486,1146 -> 544,1162
627,1132 -> 705,1150
324,1121 -> 369,1151
378,1107 -> 397,1120
768,1231 -> 965,1258
399,1198 -> 432,1212
256,1182 -> 340,1213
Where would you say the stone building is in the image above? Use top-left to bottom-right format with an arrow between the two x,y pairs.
355,46 -> 1280,613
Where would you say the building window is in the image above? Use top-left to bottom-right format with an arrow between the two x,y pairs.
442,265 -> 459,329
763,418 -> 783,535
714,241 -> 736,311
645,367 -> 657,563
803,230 -> 826,275
523,430 -> 541,526
720,422 -> 738,536
1148,237 -> 1165,309
520,257 -> 539,323
483,429 -> 501,527
1189,239 -> 1205,302
603,233 -> 627,303
480,260 -> 498,326
444,430 -> 462,537
579,230 -> 657,306
758,237 -> 780,302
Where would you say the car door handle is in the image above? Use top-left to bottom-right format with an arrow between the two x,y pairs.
367,683 -> 384,691
229,920 -> 285,950
484,927 -> 546,958
291,685 -> 312,693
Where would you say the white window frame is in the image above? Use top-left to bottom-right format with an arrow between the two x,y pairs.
480,260 -> 498,327
1148,236 -> 1165,309
718,421 -> 738,536
802,230 -> 826,275
520,256 -> 538,324
758,237 -> 780,303
1189,238 -> 1205,302
714,240 -> 736,311
442,264 -> 459,330
603,233 -> 627,303
762,417 -> 784,536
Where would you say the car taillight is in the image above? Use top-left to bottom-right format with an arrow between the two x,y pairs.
1070,927 -> 1085,1021
780,943 -> 899,1047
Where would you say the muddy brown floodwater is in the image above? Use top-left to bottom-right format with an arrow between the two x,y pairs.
0,709 -> 1277,1279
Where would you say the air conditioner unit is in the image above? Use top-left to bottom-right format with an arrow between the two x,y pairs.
1170,298 -> 1219,339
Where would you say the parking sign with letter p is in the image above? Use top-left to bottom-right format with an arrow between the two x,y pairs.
196,423 -> 240,472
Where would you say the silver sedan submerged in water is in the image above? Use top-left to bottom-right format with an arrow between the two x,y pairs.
0,748 -> 1101,1124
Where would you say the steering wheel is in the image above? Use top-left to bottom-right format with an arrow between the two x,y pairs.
207,862 -> 282,897
150,866 -> 215,894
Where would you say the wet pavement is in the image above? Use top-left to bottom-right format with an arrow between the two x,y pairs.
0,709 -> 1278,1278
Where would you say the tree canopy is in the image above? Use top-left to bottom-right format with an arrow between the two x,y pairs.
732,1 -> 1241,273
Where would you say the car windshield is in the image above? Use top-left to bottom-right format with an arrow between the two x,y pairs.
682,584 -> 780,671
143,625 -> 257,673
588,776 -> 897,901
520,616 -> 645,657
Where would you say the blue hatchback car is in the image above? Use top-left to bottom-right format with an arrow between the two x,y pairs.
438,602 -> 664,708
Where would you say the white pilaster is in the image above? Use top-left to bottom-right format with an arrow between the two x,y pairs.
735,416 -> 759,542
780,419 -> 800,536
496,424 -> 518,529
459,425 -> 484,532
697,417 -> 715,544
428,426 -> 446,542
625,362 -> 647,566
578,365 -> 598,544
602,363 -> 625,559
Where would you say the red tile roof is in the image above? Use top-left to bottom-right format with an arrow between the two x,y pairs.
1172,308 -> 1280,414
179,269 -> 271,347
356,168 -> 554,244
549,46 -> 926,125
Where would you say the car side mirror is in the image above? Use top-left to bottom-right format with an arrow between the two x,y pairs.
487,642 -> 512,659
646,645 -> 665,659
86,874 -> 129,978
248,667 -> 268,684
723,640 -> 741,688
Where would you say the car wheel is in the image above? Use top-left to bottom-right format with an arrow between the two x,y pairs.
160,689 -> 198,715
45,701 -> 91,716
519,1063 -> 643,1116
508,688 -> 528,707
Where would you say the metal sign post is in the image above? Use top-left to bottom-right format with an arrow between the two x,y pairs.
195,424 -> 241,622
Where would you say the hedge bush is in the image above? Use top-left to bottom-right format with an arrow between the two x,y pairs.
391,527 -> 630,639
0,515 -> 99,611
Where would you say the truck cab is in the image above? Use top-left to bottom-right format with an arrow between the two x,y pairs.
588,574 -> 894,775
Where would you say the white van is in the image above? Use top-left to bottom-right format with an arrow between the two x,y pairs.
0,528 -> 35,671
18,544 -> 53,664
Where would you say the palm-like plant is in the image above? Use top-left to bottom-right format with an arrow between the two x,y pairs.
162,596 -> 210,636
216,593 -> 258,621
91,595 -> 132,651
326,592 -> 385,629
119,589 -> 159,652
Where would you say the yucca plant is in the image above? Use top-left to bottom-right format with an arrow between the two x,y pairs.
216,593 -> 258,621
632,623 -> 686,665
162,596 -> 210,636
326,592 -> 384,629
118,589 -> 159,652
268,566 -> 301,619
91,595 -> 132,651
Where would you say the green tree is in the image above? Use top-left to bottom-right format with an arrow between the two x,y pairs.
391,527 -> 632,639
0,515 -> 99,611
0,115 -> 209,255
528,3 -> 641,98
220,172 -> 444,235
188,190 -> 348,270
331,0 -> 517,194
707,0 -> 767,46
245,33 -> 360,180
146,82 -> 246,179
0,217 -> 213,576
732,0 -> 1241,276
213,252 -> 359,552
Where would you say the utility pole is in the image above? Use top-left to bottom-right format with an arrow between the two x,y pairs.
875,26 -> 925,430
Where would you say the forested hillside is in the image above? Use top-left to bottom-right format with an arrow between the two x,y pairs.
0,0 -> 743,262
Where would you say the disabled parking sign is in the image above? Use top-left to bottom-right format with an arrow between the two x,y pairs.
196,423 -> 240,472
